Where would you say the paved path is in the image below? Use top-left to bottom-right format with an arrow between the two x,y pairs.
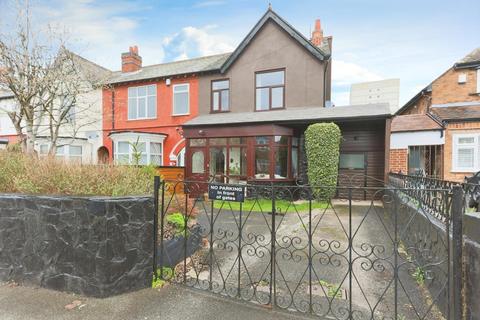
0,282 -> 313,320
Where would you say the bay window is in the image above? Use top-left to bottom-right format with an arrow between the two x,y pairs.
111,132 -> 165,166
128,85 -> 157,120
55,145 -> 83,163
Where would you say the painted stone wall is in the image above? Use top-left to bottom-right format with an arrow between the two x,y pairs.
0,194 -> 154,298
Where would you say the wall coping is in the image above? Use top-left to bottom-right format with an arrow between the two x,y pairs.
0,193 -> 153,201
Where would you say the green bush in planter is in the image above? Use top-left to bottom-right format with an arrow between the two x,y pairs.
305,122 -> 341,200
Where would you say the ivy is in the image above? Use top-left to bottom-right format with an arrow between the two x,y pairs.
305,122 -> 341,200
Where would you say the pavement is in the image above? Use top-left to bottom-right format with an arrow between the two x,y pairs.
0,282 -> 313,320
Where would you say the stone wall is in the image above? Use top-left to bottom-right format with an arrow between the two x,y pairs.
463,212 -> 480,320
0,194 -> 154,298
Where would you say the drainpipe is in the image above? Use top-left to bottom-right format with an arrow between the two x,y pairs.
323,57 -> 331,107
111,89 -> 115,160
111,89 -> 115,130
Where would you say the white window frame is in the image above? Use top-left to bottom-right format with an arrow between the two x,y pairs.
172,83 -> 190,116
37,143 -> 83,162
111,132 -> 165,166
452,133 -> 479,172
128,84 -> 157,120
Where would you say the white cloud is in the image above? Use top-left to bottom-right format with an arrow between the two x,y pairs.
332,59 -> 383,86
193,1 -> 226,8
162,25 -> 235,61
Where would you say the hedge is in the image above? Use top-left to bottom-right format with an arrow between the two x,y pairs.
305,122 -> 341,200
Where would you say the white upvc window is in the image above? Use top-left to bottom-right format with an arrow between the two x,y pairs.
172,84 -> 190,115
55,145 -> 83,163
128,84 -> 157,120
452,134 -> 479,172
111,132 -> 165,166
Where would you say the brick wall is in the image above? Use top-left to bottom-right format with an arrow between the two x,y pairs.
389,149 -> 407,174
444,121 -> 480,182
432,68 -> 480,105
401,94 -> 430,115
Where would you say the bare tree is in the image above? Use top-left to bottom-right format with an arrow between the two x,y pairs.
0,0 -> 99,155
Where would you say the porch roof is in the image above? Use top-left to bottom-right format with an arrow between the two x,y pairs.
391,114 -> 443,132
431,105 -> 480,121
183,104 -> 391,127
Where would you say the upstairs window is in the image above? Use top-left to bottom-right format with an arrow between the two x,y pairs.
173,84 -> 190,115
211,79 -> 230,112
255,69 -> 285,111
128,85 -> 157,120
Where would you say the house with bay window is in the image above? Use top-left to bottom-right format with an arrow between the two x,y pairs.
101,45 -> 230,166
181,8 -> 391,198
389,47 -> 480,182
0,50 -> 109,163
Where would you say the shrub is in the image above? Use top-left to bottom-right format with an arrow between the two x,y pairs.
305,122 -> 341,200
0,151 -> 156,196
166,212 -> 187,236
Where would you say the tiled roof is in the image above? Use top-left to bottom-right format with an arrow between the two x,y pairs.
456,47 -> 480,65
431,105 -> 480,121
220,8 -> 329,73
391,114 -> 442,132
183,104 -> 391,127
68,50 -> 112,85
107,53 -> 231,85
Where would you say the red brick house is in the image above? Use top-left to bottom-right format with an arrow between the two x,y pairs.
102,46 -> 229,166
389,47 -> 480,181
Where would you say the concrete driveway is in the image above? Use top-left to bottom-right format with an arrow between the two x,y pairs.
0,282 -> 312,320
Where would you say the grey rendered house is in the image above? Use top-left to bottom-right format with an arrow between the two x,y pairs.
182,9 -> 391,198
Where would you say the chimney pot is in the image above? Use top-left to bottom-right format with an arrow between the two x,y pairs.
311,19 -> 324,47
122,45 -> 142,73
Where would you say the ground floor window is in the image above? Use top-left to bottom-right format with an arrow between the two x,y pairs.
339,153 -> 365,170
452,134 -> 479,172
110,132 -> 165,166
38,143 -> 83,163
187,135 -> 297,181
408,145 -> 443,177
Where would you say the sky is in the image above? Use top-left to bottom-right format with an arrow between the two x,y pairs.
1,0 -> 479,107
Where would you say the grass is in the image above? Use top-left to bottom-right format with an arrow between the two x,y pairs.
0,151 -> 156,196
212,198 -> 328,214
152,267 -> 174,288
319,280 -> 343,299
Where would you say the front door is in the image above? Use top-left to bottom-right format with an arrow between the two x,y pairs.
187,147 -> 208,181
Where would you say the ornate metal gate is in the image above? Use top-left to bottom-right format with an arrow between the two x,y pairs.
153,176 -> 463,319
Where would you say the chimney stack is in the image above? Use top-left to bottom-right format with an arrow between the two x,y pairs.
121,45 -> 142,73
311,19 -> 324,46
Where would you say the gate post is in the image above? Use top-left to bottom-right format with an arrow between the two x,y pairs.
452,185 -> 464,320
153,176 -> 160,280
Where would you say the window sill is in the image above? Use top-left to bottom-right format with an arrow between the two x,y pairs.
254,107 -> 286,112
451,169 -> 476,173
172,113 -> 190,117
127,117 -> 157,121
468,93 -> 480,96
210,110 -> 230,114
